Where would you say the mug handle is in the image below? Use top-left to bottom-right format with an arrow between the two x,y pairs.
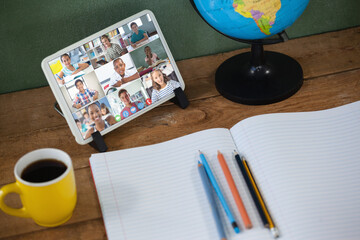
0,183 -> 30,218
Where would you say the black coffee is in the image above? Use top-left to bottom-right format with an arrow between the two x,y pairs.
21,159 -> 67,183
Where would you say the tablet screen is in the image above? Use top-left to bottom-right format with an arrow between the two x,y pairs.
44,11 -> 183,141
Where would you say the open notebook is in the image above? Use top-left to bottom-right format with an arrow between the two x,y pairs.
89,101 -> 360,240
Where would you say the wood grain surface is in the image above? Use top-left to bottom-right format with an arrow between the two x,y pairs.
0,27 -> 359,239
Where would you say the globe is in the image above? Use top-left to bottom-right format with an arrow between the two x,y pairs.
190,0 -> 310,105
192,0 -> 309,40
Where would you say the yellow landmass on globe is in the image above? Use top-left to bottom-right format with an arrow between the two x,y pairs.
233,0 -> 281,35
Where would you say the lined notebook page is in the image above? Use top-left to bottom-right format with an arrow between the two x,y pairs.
90,128 -> 271,240
230,101 -> 360,240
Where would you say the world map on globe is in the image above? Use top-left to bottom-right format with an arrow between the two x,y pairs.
193,0 -> 309,40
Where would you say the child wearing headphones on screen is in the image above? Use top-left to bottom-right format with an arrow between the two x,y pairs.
150,69 -> 180,103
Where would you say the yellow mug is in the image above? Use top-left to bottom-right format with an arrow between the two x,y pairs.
0,148 -> 77,227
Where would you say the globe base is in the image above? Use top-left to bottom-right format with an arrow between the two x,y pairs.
215,48 -> 303,105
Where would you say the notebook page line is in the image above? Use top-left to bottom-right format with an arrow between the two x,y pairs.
90,128 -> 265,240
230,101 -> 360,240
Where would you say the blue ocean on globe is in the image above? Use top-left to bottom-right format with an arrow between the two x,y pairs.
193,0 -> 309,40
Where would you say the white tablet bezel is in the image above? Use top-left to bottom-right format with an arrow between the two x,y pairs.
41,10 -> 185,145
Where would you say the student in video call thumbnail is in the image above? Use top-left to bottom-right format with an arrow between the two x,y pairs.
150,69 -> 180,103
75,119 -> 87,137
84,102 -> 116,139
118,89 -> 140,118
100,103 -> 111,120
130,22 -> 148,48
109,58 -> 140,88
56,53 -> 89,84
101,35 -> 126,61
144,46 -> 159,67
72,79 -> 99,109
82,112 -> 93,126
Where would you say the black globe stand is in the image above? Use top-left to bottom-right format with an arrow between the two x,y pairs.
189,0 -> 304,105
215,43 -> 303,105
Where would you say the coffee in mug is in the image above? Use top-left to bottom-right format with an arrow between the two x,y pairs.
0,149 -> 77,227
21,159 -> 67,183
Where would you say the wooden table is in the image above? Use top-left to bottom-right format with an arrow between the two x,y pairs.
1,27 -> 359,240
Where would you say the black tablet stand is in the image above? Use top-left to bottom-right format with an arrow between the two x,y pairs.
53,88 -> 188,152
170,87 -> 189,109
89,131 -> 108,152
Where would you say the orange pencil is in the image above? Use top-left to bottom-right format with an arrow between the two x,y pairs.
217,151 -> 252,229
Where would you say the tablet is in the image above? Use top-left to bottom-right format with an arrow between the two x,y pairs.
41,10 -> 185,145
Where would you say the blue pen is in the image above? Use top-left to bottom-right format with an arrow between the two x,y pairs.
198,162 -> 227,240
55,73 -> 64,83
199,151 -> 240,234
